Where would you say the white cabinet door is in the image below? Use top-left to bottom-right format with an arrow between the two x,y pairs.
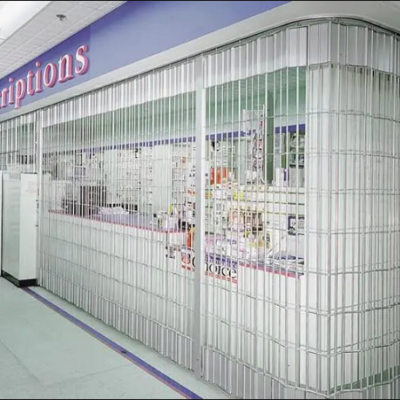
19,173 -> 38,281
1,173 -> 21,279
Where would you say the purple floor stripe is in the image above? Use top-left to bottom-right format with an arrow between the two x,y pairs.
23,288 -> 202,400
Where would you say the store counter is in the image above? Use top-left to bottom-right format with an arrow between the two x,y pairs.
41,209 -> 196,366
42,210 -> 190,327
42,209 -> 306,371
48,210 -> 180,231
44,211 -> 186,275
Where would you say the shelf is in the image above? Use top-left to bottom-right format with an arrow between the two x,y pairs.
42,125 -> 306,156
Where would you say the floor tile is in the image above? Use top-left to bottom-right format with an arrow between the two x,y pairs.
0,279 -> 230,399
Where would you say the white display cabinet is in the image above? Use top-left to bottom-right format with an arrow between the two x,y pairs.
1,173 -> 38,287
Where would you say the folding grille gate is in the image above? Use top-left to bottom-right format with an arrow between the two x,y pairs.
0,18 -> 399,399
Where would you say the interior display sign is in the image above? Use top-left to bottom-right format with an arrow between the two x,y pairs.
181,249 -> 195,272
205,254 -> 238,283
179,248 -> 238,284
0,44 -> 89,110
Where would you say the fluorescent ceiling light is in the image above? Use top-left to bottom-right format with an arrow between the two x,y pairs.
0,1 -> 51,42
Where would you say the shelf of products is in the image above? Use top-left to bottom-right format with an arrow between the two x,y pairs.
41,109 -> 305,272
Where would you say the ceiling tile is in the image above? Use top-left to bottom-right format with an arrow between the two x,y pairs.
0,0 -> 125,79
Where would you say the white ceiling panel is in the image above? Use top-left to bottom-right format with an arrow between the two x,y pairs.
0,1 -> 125,79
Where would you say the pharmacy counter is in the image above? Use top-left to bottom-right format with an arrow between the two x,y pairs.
40,210 -> 194,366
41,210 -> 309,377
42,210 -> 187,280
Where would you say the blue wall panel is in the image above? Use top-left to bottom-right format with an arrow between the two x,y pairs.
0,0 -> 289,116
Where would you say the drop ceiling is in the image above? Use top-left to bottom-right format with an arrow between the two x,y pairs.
0,1 -> 125,79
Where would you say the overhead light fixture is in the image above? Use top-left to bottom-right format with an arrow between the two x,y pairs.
56,14 -> 67,22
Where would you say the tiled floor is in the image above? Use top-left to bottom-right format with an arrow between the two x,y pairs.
0,278 -> 230,399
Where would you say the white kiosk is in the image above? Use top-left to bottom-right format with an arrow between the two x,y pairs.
1,173 -> 38,287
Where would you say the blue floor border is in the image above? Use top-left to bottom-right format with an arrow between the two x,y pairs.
23,288 -> 202,400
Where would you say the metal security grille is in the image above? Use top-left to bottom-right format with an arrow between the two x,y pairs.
0,113 -> 38,173
39,62 -> 197,368
0,17 -> 399,400
200,20 -> 400,398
